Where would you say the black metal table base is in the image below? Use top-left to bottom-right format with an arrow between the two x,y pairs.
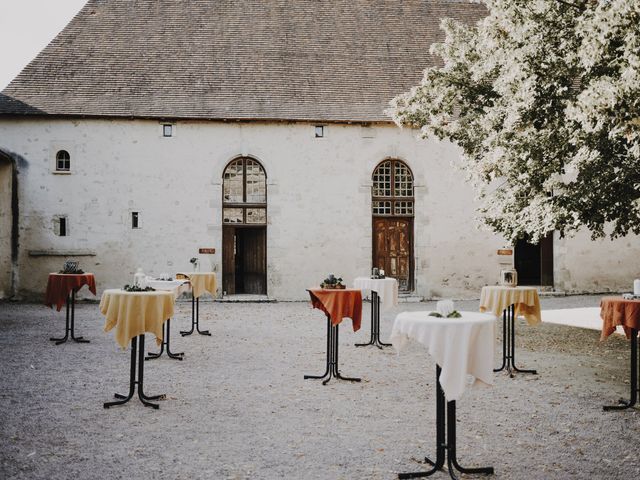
146,318 -> 184,361
604,328 -> 638,411
355,291 -> 392,349
304,315 -> 361,385
104,335 -> 165,409
180,296 -> 211,336
493,304 -> 536,377
399,365 -> 494,480
50,290 -> 90,345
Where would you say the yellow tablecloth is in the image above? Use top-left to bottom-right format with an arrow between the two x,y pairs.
479,286 -> 541,325
100,289 -> 175,348
185,272 -> 217,299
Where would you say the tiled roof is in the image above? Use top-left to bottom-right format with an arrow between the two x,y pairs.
0,0 -> 485,122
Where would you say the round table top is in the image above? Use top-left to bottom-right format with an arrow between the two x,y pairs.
102,288 -> 174,297
391,310 -> 497,401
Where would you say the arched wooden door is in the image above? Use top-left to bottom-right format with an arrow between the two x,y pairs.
222,157 -> 267,295
371,159 -> 414,292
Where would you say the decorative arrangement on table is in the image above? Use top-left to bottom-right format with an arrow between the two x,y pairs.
428,299 -> 462,318
622,278 -> 640,299
156,273 -> 173,281
124,267 -> 155,291
59,260 -> 84,274
122,284 -> 156,292
190,257 -> 199,272
320,274 -> 345,289
371,267 -> 386,279
500,268 -> 518,287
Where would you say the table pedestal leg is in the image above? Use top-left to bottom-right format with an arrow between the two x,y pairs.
356,291 -> 392,349
50,290 -> 90,345
104,335 -> 165,409
146,318 -> 185,360
399,365 -> 494,479
493,305 -> 536,377
304,315 -> 361,385
604,328 -> 638,411
180,296 -> 211,336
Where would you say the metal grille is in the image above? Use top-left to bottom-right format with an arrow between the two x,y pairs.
394,162 -> 413,197
394,201 -> 414,216
372,160 -> 391,197
372,201 -> 392,215
371,159 -> 414,216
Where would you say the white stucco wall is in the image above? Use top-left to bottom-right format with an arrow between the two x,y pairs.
0,117 -> 638,300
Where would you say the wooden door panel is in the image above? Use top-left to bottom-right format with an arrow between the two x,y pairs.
242,228 -> 267,295
222,227 -> 235,295
372,217 -> 412,291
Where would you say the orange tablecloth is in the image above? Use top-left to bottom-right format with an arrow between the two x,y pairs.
600,296 -> 640,340
100,289 -> 174,348
479,286 -> 541,325
45,273 -> 97,311
308,288 -> 362,332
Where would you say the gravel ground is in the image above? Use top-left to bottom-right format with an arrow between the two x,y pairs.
1,295 -> 639,480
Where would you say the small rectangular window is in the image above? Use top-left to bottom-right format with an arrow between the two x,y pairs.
55,216 -> 68,236
131,212 -> 140,229
315,125 -> 324,138
163,124 -> 173,137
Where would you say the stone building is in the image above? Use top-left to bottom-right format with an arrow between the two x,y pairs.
0,0 -> 637,301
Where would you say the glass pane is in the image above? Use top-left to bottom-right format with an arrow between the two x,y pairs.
245,159 -> 266,204
223,208 -> 243,223
394,201 -> 414,216
56,150 -> 70,171
394,162 -> 413,197
223,160 -> 244,203
372,161 -> 391,197
372,201 -> 392,215
246,208 -> 266,224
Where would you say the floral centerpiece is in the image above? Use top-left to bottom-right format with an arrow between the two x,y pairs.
190,257 -> 199,272
321,274 -> 345,289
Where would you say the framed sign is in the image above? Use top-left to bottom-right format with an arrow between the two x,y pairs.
199,248 -> 216,254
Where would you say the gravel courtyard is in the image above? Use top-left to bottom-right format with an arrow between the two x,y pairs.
1,295 -> 639,479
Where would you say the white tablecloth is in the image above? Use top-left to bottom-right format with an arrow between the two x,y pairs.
390,311 -> 496,401
353,277 -> 399,311
146,279 -> 191,298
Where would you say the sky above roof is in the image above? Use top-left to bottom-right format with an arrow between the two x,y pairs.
0,0 -> 87,90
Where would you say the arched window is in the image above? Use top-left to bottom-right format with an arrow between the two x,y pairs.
372,159 -> 414,216
222,157 -> 267,224
56,150 -> 70,172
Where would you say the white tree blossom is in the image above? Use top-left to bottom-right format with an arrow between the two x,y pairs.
389,0 -> 640,242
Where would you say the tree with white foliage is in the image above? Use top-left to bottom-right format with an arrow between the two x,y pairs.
389,0 -> 640,242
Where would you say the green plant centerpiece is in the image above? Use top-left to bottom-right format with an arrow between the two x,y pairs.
428,310 -> 462,318
59,260 -> 84,274
320,274 -> 345,289
123,284 -> 156,292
